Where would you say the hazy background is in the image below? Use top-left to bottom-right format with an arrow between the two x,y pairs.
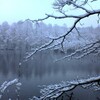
0,0 -> 100,27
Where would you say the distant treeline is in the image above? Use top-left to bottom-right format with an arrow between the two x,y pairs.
0,20 -> 100,51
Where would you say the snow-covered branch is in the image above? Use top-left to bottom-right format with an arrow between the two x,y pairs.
24,0 -> 100,60
55,40 -> 100,61
0,79 -> 21,99
53,0 -> 97,10
32,76 -> 100,100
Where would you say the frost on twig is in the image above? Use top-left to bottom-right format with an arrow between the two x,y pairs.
0,79 -> 22,99
25,0 -> 100,61
34,76 -> 100,100
55,40 -> 100,61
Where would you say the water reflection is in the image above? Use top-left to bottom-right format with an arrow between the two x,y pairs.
0,50 -> 100,78
0,50 -> 100,99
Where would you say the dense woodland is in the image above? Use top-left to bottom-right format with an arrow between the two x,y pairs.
0,21 -> 100,53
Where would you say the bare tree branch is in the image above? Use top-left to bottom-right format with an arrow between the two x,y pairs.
55,40 -> 100,61
24,0 -> 100,61
22,1 -> 100,99
32,76 -> 100,100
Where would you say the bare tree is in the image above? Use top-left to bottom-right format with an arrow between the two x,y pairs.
32,76 -> 100,100
24,0 -> 100,99
25,0 -> 100,60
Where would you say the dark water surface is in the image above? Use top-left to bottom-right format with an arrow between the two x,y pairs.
0,50 -> 100,100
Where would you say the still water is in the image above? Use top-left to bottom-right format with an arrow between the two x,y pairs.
0,50 -> 100,100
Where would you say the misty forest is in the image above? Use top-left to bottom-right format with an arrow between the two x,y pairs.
0,0 -> 100,100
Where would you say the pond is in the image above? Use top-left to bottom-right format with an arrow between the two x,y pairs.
0,50 -> 100,100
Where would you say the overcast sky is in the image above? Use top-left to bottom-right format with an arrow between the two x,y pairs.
0,0 -> 54,23
0,0 -> 100,27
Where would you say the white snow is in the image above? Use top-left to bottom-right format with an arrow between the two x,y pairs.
0,79 -> 21,99
38,75 -> 100,100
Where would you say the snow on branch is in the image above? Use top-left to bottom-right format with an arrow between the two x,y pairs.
55,40 -> 100,61
24,0 -> 100,60
32,76 -> 100,100
0,79 -> 21,99
53,0 -> 98,10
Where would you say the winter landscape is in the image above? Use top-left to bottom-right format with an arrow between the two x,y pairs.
0,0 -> 100,100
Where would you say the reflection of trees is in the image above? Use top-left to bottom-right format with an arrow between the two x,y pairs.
21,52 -> 100,78
0,50 -> 100,78
0,50 -> 22,76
